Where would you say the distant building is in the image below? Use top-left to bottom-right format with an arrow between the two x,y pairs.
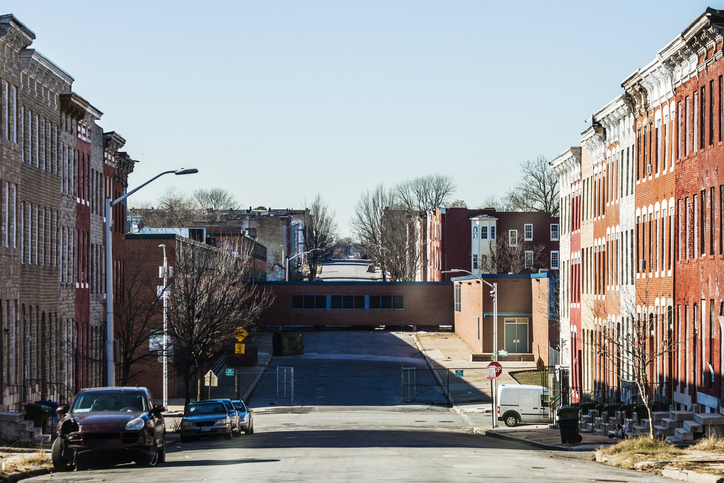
424,207 -> 560,282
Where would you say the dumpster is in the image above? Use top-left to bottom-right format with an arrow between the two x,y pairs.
24,403 -> 50,433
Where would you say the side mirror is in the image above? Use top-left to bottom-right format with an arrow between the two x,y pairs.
57,405 -> 69,416
152,406 -> 165,415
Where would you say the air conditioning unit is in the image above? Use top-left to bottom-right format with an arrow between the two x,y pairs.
638,259 -> 646,271
647,164 -> 652,175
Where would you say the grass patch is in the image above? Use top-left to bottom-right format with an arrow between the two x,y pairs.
510,370 -> 546,386
690,435 -> 724,454
0,450 -> 51,475
598,436 -> 682,467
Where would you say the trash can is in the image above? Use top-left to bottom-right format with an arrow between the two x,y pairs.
558,418 -> 580,444
557,406 -> 580,420
24,403 -> 50,433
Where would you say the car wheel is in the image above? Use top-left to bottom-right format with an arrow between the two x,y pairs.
180,434 -> 190,444
504,412 -> 520,427
244,422 -> 254,435
158,438 -> 166,463
136,442 -> 159,467
51,437 -> 74,472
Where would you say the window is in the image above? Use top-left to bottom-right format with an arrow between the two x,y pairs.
472,254 -> 479,270
550,223 -> 559,241
525,251 -> 533,269
481,226 -> 488,239
454,284 -> 461,313
509,229 -> 518,247
551,251 -> 560,270
524,224 -> 533,241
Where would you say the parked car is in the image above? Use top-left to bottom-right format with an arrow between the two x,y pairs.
180,400 -> 234,442
207,398 -> 241,436
230,400 -> 254,434
52,387 -> 166,471
497,384 -> 552,427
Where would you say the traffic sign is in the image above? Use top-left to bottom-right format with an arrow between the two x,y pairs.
235,343 -> 245,354
234,327 -> 248,342
204,370 -> 218,387
225,368 -> 234,377
455,370 -> 464,377
486,361 -> 503,380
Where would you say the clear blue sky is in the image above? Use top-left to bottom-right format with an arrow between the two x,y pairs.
7,1 -> 715,235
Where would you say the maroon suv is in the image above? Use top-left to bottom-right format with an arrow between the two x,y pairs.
52,387 -> 166,471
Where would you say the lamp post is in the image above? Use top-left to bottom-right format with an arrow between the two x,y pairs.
285,248 -> 323,281
159,243 -> 169,409
105,168 -> 198,387
443,268 -> 498,428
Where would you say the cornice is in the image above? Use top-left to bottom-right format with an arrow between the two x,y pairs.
59,92 -> 102,121
0,15 -> 35,50
551,147 -> 581,180
103,131 -> 126,154
593,95 -> 631,145
115,152 -> 137,184
582,124 -> 606,167
622,71 -> 649,120
19,49 -> 74,94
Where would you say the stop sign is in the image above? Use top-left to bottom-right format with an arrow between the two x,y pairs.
486,361 -> 502,380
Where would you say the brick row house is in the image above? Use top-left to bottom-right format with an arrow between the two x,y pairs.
422,207 -> 560,282
552,8 -> 724,413
0,15 -> 134,410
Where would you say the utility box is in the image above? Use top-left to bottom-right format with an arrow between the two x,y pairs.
273,332 -> 304,356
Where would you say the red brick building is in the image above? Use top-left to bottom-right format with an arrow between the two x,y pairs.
424,207 -> 560,282
552,8 -> 724,414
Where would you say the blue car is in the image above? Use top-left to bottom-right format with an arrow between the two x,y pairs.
230,400 -> 254,434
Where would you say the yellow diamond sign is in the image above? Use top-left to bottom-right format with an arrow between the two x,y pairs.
234,327 -> 248,342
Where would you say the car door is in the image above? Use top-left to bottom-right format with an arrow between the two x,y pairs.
518,389 -> 543,423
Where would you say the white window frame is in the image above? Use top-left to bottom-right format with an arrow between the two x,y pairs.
472,254 -> 479,270
509,229 -> 518,247
524,251 -> 533,269
472,226 -> 478,239
550,223 -> 559,241
551,250 -> 560,270
481,226 -> 488,239
524,224 -> 533,241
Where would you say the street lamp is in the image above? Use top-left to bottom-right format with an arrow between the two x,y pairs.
105,168 -> 198,387
443,268 -> 498,428
159,244 -> 169,409
285,248 -> 323,281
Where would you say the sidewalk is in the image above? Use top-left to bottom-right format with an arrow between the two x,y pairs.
413,331 -> 613,451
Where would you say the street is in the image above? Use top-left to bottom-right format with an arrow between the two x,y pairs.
26,332 -> 672,482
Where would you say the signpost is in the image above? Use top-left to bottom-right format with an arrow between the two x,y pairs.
225,368 -> 234,377
487,361 -> 503,427
204,370 -> 218,399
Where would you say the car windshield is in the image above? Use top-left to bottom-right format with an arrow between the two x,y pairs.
233,401 -> 247,411
187,403 -> 227,416
72,391 -> 147,413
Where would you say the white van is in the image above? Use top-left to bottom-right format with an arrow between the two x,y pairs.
497,384 -> 552,427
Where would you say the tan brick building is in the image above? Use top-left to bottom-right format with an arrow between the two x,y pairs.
0,15 -> 135,410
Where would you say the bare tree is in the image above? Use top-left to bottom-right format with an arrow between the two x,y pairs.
477,194 -> 514,211
504,156 -> 559,216
304,195 -> 338,281
193,188 -> 240,222
352,185 -> 394,281
117,243 -> 166,386
130,187 -> 198,228
592,283 -> 682,439
447,199 -> 468,208
395,174 -> 455,213
480,232 -> 547,274
380,208 -> 419,281
166,242 -> 273,408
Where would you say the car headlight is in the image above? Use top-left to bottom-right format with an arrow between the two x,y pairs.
216,418 -> 229,426
181,420 -> 194,427
125,417 -> 144,431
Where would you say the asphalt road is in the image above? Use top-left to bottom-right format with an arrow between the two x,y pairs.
27,332 -> 672,482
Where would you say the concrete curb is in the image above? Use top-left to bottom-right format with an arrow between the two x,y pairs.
484,429 -> 567,451
662,466 -> 724,483
2,468 -> 49,483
